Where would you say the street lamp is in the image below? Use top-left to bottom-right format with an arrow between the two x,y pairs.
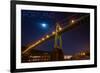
46,35 -> 49,38
71,20 -> 75,24
59,27 -> 62,31
52,31 -> 55,35
42,38 -> 45,41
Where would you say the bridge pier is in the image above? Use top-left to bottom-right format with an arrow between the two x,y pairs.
51,23 -> 64,61
50,47 -> 64,61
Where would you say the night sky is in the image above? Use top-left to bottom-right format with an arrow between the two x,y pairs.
21,10 -> 90,55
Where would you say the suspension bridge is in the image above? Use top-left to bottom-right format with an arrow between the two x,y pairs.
22,15 -> 89,55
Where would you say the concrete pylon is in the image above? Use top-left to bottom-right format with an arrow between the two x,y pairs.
54,23 -> 62,49
51,23 -> 64,61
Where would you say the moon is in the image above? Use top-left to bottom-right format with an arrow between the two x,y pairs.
41,23 -> 47,28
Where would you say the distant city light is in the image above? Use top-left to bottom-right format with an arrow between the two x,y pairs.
64,55 -> 72,59
81,52 -> 86,56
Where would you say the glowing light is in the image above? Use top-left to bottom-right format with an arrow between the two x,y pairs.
80,52 -> 86,56
41,23 -> 47,28
38,40 -> 41,42
71,20 -> 75,23
42,38 -> 45,41
52,31 -> 55,35
37,40 -> 41,43
64,55 -> 72,59
82,52 -> 86,55
59,27 -> 62,31
46,35 -> 49,38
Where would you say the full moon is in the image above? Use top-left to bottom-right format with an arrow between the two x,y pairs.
41,23 -> 47,28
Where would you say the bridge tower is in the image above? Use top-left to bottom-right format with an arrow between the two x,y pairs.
51,23 -> 64,61
54,23 -> 62,49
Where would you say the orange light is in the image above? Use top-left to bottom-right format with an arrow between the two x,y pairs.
71,20 -> 75,23
59,27 -> 62,31
80,52 -> 86,56
82,52 -> 85,55
42,38 -> 45,41
46,35 -> 49,38
38,40 -> 41,42
52,31 -> 55,35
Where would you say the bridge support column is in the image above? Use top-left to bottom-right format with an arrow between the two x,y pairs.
51,23 -> 64,61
